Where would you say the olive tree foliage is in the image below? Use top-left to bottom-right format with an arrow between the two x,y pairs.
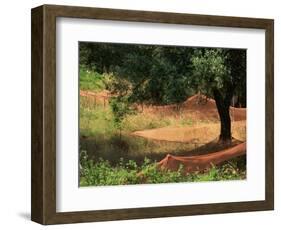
112,45 -> 195,106
191,48 -> 246,142
191,49 -> 228,97
79,43 -> 125,73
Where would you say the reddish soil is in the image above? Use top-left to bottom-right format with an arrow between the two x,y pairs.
80,90 -> 110,98
133,120 -> 246,144
80,92 -> 246,122
157,142 -> 246,174
141,94 -> 246,122
80,90 -> 111,106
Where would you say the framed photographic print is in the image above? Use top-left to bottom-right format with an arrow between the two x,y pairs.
31,4 -> 274,225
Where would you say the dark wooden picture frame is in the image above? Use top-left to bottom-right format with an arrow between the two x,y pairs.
31,4 -> 274,225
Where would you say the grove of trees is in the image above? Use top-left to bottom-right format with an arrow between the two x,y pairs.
79,42 -> 246,143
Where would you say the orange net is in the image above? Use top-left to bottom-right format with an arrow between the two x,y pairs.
157,142 -> 246,174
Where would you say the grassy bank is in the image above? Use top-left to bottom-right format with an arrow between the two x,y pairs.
80,151 -> 246,186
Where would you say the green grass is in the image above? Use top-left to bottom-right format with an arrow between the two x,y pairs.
79,67 -> 106,91
80,134 -> 202,166
80,105 -> 116,137
79,151 -> 246,186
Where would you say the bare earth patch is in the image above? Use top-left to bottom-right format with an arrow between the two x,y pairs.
139,94 -> 246,122
132,120 -> 246,144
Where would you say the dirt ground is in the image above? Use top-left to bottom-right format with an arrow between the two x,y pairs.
132,120 -> 246,144
140,94 -> 246,122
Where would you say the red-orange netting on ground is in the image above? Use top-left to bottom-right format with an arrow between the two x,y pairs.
157,142 -> 246,174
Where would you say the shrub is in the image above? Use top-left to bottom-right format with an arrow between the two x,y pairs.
79,67 -> 105,91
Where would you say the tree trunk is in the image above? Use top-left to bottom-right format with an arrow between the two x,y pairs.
213,89 -> 232,143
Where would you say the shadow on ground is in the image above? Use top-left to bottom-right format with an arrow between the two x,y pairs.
80,133 -> 244,166
17,212 -> 31,221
